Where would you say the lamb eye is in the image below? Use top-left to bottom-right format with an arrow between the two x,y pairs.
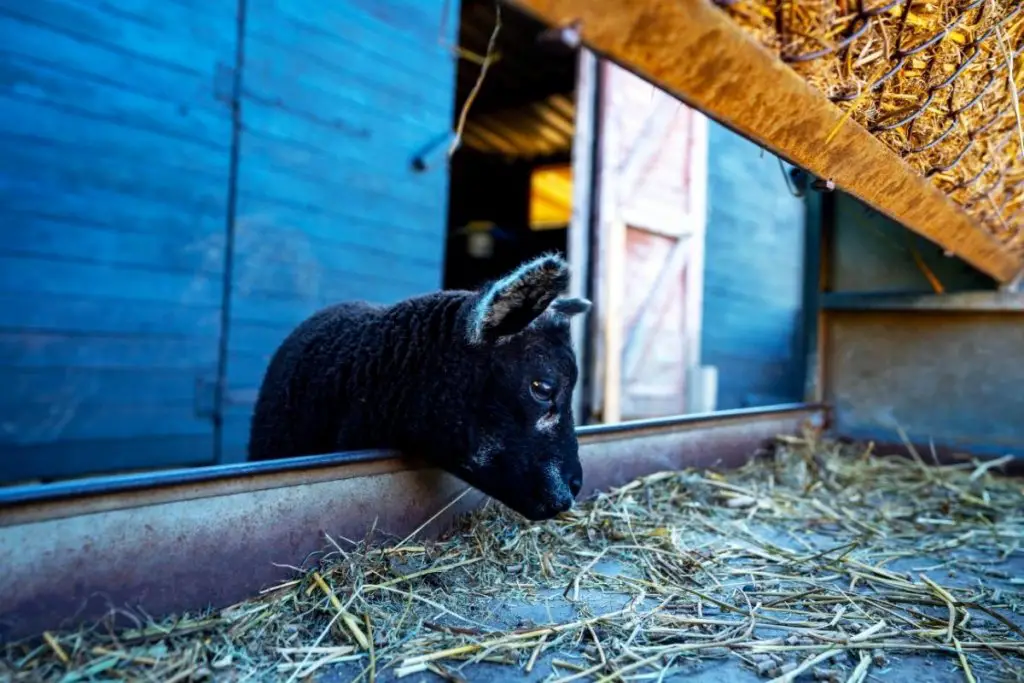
530,379 -> 555,402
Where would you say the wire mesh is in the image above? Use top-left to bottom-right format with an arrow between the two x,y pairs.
718,0 -> 1024,253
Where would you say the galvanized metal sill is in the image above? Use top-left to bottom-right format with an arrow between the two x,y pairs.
822,291 -> 1024,312
0,403 -> 824,510
0,404 -> 824,642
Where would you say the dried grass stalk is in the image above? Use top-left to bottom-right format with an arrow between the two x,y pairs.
718,0 -> 1024,253
3,431 -> 1022,681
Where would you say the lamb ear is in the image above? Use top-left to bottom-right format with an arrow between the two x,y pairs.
467,253 -> 570,344
549,296 -> 592,318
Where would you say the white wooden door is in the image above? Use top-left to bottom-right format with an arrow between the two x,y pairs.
589,60 -> 709,423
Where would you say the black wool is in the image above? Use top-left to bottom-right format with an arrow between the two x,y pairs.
247,253 -> 592,521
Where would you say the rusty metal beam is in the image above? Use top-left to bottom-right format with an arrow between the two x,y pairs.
0,404 -> 823,642
501,0 -> 1024,283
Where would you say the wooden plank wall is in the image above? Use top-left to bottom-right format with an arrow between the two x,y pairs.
0,0 -> 460,476
217,0 -> 459,461
0,0 -> 238,481
700,122 -> 806,410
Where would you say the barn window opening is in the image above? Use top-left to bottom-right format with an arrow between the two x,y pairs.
442,0 -> 581,293
529,164 -> 573,230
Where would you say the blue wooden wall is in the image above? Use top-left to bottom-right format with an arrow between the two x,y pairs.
0,0 -> 459,479
700,122 -> 807,410
219,0 -> 459,461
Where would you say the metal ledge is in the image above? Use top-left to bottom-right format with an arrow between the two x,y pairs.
0,403 -> 822,510
0,404 -> 824,642
822,291 -> 1024,312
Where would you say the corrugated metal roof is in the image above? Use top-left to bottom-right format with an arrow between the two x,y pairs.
455,0 -> 577,160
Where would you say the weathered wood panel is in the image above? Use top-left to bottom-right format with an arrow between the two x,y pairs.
589,62 -> 708,422
219,0 -> 460,461
0,0 -> 237,481
827,311 -> 1024,457
701,123 -> 807,410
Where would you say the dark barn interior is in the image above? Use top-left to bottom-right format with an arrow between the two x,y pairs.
443,0 -> 579,291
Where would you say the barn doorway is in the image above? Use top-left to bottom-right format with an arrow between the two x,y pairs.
442,0 -> 584,293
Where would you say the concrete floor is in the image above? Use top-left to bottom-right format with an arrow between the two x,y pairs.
311,529 -> 1024,683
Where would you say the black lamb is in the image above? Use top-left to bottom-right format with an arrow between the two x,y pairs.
247,253 -> 592,521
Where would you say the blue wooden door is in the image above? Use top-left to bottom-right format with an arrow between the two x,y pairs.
215,0 -> 461,461
0,0 -> 239,481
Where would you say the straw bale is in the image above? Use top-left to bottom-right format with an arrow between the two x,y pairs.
3,432 -> 1022,681
717,0 -> 1024,254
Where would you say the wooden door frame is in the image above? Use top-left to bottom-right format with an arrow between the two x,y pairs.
584,61 -> 710,424
568,48 -> 599,425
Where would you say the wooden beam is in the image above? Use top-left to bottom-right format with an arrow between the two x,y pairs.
601,216 -> 626,423
502,0 -> 1024,283
568,48 -> 597,425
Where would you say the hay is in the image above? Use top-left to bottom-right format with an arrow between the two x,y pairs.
3,431 -> 1023,682
717,0 -> 1024,254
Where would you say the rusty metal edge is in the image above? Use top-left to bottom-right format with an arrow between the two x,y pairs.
0,404 -> 821,517
0,405 -> 824,643
500,0 -> 1023,283
0,449 -> 403,512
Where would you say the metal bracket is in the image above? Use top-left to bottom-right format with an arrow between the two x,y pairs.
411,132 -> 457,172
537,21 -> 582,49
788,168 -> 835,197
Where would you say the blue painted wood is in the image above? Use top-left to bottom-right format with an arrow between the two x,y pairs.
217,414 -> 259,464
1,0 -> 230,77
246,0 -> 455,69
0,293 -> 221,336
0,332 -> 218,369
0,214 -> 226,274
1,177 -> 225,238
58,0 -> 237,53
0,111 -> 229,185
0,55 -> 231,147
234,196 -> 442,255
1,16 -> 227,108
238,98 -> 447,172
227,275 -> 436,328
229,251 -> 440,301
701,122 -> 807,411
242,37 -> 451,132
242,39 -> 449,123
1,368 -> 205,406
2,402 -> 211,444
219,0 -> 459,461
237,133 -> 448,209
0,0 -> 237,482
241,38 -> 450,131
0,435 -> 217,481
236,158 -> 443,221
0,255 -> 224,306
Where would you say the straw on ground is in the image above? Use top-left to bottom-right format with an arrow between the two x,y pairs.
3,430 -> 1022,682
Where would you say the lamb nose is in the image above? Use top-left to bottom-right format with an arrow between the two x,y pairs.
554,493 -> 575,514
